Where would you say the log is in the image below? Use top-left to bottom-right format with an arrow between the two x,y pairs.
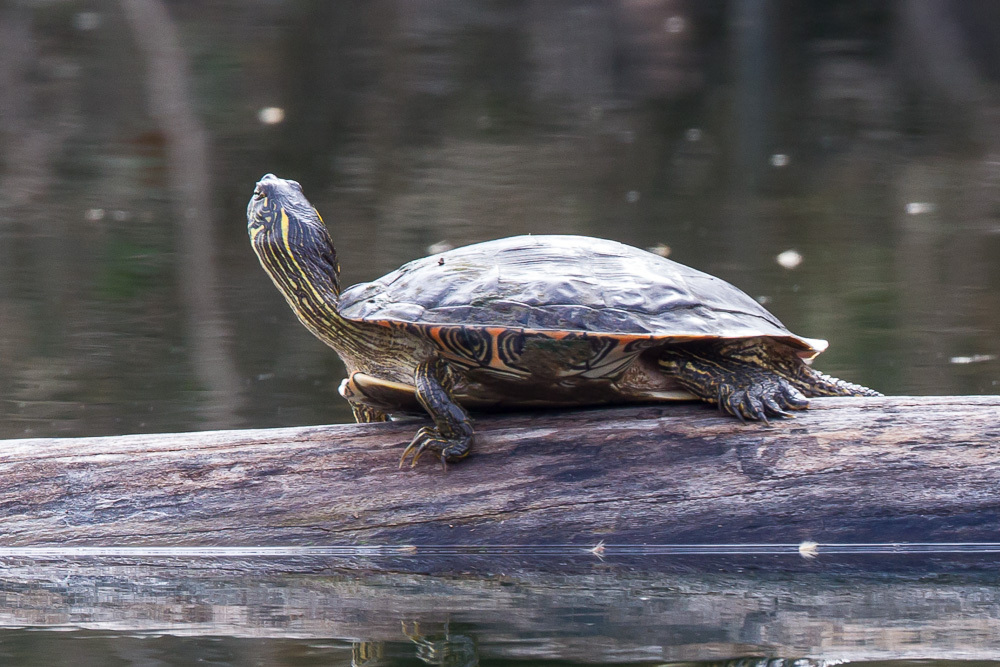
1,395 -> 998,554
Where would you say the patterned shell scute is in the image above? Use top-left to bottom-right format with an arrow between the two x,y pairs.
338,235 -> 811,345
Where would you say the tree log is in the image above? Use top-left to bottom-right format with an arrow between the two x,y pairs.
0,396 -> 998,551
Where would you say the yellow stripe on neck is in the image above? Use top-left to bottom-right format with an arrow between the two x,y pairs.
278,207 -> 337,308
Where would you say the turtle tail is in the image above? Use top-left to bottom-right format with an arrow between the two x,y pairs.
795,365 -> 882,398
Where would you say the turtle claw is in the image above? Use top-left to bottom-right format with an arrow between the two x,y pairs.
732,391 -> 768,423
399,427 -> 441,468
718,379 -> 806,422
763,395 -> 793,418
717,387 -> 743,422
399,426 -> 471,469
780,383 -> 810,410
744,393 -> 768,423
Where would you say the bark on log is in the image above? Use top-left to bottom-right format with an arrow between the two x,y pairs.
0,395 -> 998,549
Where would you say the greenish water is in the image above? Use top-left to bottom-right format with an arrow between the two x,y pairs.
1,0 -> 999,664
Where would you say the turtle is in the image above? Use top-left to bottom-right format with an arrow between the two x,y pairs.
247,174 -> 880,466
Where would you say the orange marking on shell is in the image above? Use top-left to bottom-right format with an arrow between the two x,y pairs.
486,329 -> 505,368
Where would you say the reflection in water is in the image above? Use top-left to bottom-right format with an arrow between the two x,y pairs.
0,561 -> 999,665
403,621 -> 478,667
668,661 -> 824,667
122,0 -> 243,428
352,640 -> 386,667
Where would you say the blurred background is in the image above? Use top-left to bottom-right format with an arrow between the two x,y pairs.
1,0 -> 998,439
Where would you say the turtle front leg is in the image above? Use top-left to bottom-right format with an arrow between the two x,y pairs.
400,357 -> 474,467
658,342 -> 810,421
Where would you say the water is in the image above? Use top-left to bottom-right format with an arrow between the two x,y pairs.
1,1 -> 999,664
2,553 -> 1000,666
2,0 -> 998,440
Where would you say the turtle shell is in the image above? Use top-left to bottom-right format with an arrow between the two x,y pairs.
338,235 -> 826,357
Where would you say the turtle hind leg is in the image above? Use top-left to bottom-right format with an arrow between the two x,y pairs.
657,341 -> 810,421
730,340 -> 883,398
351,402 -> 390,423
401,357 -> 475,468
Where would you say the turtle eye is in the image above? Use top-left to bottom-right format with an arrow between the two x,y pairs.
253,189 -> 265,200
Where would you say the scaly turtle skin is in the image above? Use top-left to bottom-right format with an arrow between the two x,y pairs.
247,174 -> 880,467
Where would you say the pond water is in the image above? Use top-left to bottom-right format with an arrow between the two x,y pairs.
1,1 -> 999,665
2,554 -> 1000,666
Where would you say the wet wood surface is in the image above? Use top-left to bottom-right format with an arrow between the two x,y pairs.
0,395 -> 998,549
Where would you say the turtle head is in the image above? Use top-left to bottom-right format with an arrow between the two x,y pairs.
247,173 -> 341,299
